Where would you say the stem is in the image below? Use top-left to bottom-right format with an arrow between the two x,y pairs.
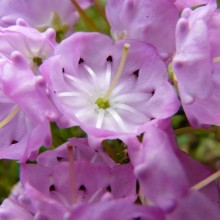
67,144 -> 77,204
93,0 -> 110,28
0,106 -> 20,129
71,0 -> 99,32
175,126 -> 217,136
102,140 -> 116,161
103,43 -> 130,101
191,170 -> 220,190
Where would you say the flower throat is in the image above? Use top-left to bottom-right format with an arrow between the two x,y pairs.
95,43 -> 130,110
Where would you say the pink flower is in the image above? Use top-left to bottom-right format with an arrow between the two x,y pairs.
105,0 -> 179,60
0,0 -> 93,40
174,0 -> 210,11
173,1 -> 220,127
42,32 -> 179,142
0,51 -> 59,161
0,138 -> 152,219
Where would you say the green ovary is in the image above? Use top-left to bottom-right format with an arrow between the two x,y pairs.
95,97 -> 110,109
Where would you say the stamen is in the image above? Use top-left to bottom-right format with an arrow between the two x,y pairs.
56,91 -> 84,98
107,108 -> 126,131
70,0 -> 99,32
0,106 -> 20,129
88,188 -> 104,203
111,93 -> 149,103
115,103 -> 147,120
75,105 -> 96,118
96,109 -> 105,128
110,83 -> 126,97
81,63 -> 97,81
105,62 -> 111,87
67,144 -> 77,204
103,43 -> 130,101
63,73 -> 92,94
213,57 -> 220,63
191,170 -> 220,191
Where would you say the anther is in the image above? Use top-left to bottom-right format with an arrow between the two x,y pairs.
78,58 -> 84,64
106,56 -> 113,62
10,140 -> 18,145
106,185 -> 112,192
103,43 -> 130,101
133,69 -> 139,78
49,184 -> 56,191
79,185 -> 86,192
56,156 -> 63,161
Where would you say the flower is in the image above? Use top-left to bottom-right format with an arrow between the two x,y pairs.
0,51 -> 59,161
173,0 -> 220,127
42,32 -> 179,142
0,0 -> 93,41
174,0 -> 210,11
105,0 -> 179,60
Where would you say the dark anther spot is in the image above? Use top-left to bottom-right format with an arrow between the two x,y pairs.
133,70 -> 139,78
151,89 -> 155,95
79,185 -> 86,192
133,217 -> 141,220
49,185 -> 56,191
106,56 -> 113,62
150,117 -> 155,121
106,185 -> 112,192
33,57 -> 43,66
53,91 -> 56,93
56,156 -> 63,161
11,140 -> 18,145
78,58 -> 84,64
62,67 -> 65,73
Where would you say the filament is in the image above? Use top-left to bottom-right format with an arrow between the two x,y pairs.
103,43 -> 130,101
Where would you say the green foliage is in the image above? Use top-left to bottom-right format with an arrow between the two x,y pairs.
0,160 -> 19,204
50,123 -> 86,148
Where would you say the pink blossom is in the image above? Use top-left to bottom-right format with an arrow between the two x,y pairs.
42,32 -> 179,142
173,1 -> 220,127
105,0 -> 179,59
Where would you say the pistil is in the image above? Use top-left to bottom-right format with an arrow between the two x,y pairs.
213,56 -> 220,63
103,43 -> 130,101
191,170 -> 220,191
0,106 -> 20,129
67,144 -> 77,204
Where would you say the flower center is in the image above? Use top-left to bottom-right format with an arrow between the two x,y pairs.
95,97 -> 110,109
